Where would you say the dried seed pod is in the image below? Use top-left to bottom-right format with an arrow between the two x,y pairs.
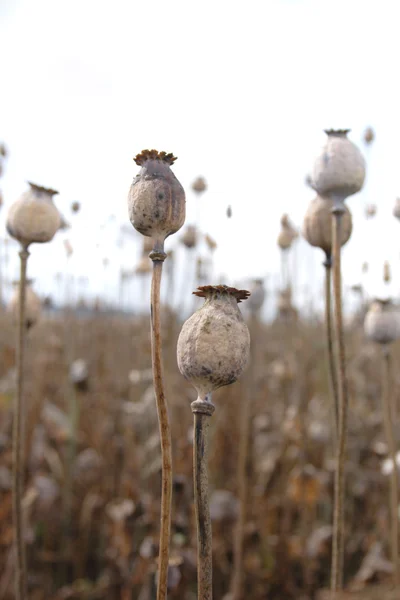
311,129 -> 366,201
128,149 -> 185,247
277,228 -> 293,250
383,261 -> 391,284
362,261 -> 369,274
226,205 -> 232,219
177,285 -> 251,400
70,359 -> 89,391
364,299 -> 400,345
8,279 -> 41,329
135,255 -> 152,275
181,225 -> 197,249
247,279 -> 266,315
302,194 -> 353,258
71,201 -> 80,213
204,233 -> 217,252
192,176 -> 207,194
365,203 -> 377,219
363,126 -> 375,145
393,198 -> 400,220
6,182 -> 61,247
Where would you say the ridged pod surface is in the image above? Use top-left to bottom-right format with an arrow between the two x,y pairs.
128,150 -> 185,246
7,183 -> 61,247
177,286 -> 250,400
364,299 -> 400,345
311,130 -> 366,200
302,194 -> 352,257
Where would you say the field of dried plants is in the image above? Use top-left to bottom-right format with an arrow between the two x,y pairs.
1,131 -> 400,600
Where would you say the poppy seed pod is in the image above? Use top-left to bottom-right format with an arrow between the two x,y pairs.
181,225 -> 197,249
71,201 -> 80,213
247,279 -> 266,315
278,228 -> 294,250
393,198 -> 400,220
383,261 -> 391,284
311,130 -> 366,201
192,176 -> 207,194
363,126 -> 375,145
364,299 -> 400,345
302,194 -> 353,258
127,150 -> 185,248
177,285 -> 251,400
365,204 -> 377,219
8,279 -> 41,329
6,182 -> 61,247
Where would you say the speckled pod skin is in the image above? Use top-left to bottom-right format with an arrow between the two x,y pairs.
7,183 -> 61,247
364,299 -> 400,345
303,194 -> 352,257
128,150 -> 185,248
8,281 -> 41,329
177,286 -> 251,400
311,130 -> 366,200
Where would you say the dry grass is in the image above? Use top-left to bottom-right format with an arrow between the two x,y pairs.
0,305 -> 399,599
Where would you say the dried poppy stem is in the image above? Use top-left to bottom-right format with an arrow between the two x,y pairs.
331,204 -> 348,595
381,346 -> 400,586
12,245 -> 30,600
150,246 -> 173,600
323,256 -> 338,446
192,397 -> 215,600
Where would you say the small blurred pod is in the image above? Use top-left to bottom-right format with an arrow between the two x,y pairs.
364,299 -> 400,345
8,279 -> 41,329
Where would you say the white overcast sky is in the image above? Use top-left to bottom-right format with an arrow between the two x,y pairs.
1,0 -> 400,312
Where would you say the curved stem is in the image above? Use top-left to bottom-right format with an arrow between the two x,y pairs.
324,258 -> 338,449
12,246 -> 29,600
192,397 -> 215,600
330,207 -> 348,595
150,247 -> 172,600
381,347 -> 400,587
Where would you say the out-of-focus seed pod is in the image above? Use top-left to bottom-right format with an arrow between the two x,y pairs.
247,279 -> 265,315
362,262 -> 369,274
393,198 -> 400,220
135,255 -> 152,275
365,204 -> 377,219
364,299 -> 400,345
226,205 -> 232,219
383,261 -> 391,284
177,285 -> 250,400
192,176 -> 207,194
302,194 -> 352,258
8,279 -> 41,329
64,239 -> 73,257
277,228 -> 293,250
363,126 -> 375,145
311,129 -> 366,201
7,182 -> 61,247
71,201 -> 80,213
181,225 -> 197,249
204,233 -> 217,252
128,150 -> 185,249
70,359 -> 89,391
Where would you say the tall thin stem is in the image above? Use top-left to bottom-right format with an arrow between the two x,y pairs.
324,257 -> 338,447
381,346 -> 400,587
12,245 -> 29,600
191,397 -> 215,600
331,205 -> 348,595
149,247 -> 173,600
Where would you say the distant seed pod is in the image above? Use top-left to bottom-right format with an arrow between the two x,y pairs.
135,255 -> 152,275
393,198 -> 400,220
177,285 -> 251,400
204,233 -> 217,252
69,359 -> 89,391
363,126 -> 375,145
311,129 -> 366,201
365,204 -> 377,219
64,239 -> 73,257
128,150 -> 186,247
7,182 -> 61,247
226,205 -> 232,219
192,176 -> 207,194
181,225 -> 197,249
71,201 -> 80,213
302,194 -> 352,258
383,261 -> 391,284
364,299 -> 400,345
247,279 -> 266,315
362,261 -> 369,274
8,279 -> 41,329
277,228 -> 294,250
